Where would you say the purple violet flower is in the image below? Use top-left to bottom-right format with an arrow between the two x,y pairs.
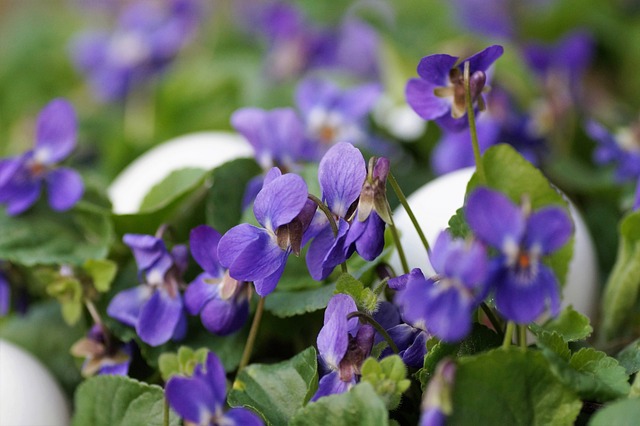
312,294 -> 374,401
107,233 -> 188,346
389,231 -> 489,343
0,271 -> 9,316
186,225 -> 251,336
70,324 -> 131,377
166,351 -> 264,425
420,358 -> 456,426
465,187 -> 573,323
406,45 -> 503,131
219,167 -> 315,296
373,301 -> 429,368
71,0 -> 201,102
0,99 -> 84,216
295,77 -> 381,159
305,142 -> 366,280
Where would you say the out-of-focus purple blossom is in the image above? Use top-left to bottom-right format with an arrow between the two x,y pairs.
186,225 -> 251,336
373,301 -> 428,368
389,231 -> 490,342
219,168 -> 315,296
166,351 -> 264,426
107,233 -> 188,346
0,271 -> 9,316
306,143 -> 366,280
344,156 -> 390,261
0,99 -> 84,216
406,45 -> 504,131
465,187 -> 573,323
70,324 -> 132,377
295,77 -> 381,159
312,294 -> 374,401
420,358 -> 456,426
71,0 -> 201,102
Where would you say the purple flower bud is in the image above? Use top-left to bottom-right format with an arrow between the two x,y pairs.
70,324 -> 131,377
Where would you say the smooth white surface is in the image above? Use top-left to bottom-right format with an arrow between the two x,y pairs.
0,339 -> 70,426
389,167 -> 599,319
108,131 -> 253,214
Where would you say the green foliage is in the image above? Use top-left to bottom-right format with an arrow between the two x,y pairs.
289,382 -> 389,426
228,347 -> 319,426
72,375 -> 179,426
335,273 -> 378,313
265,282 -> 337,318
588,398 -> 640,426
449,348 -> 582,426
361,355 -> 411,410
83,259 -> 118,293
140,168 -> 208,211
616,337 -> 640,375
46,276 -> 83,325
529,306 -> 593,342
158,346 -> 210,381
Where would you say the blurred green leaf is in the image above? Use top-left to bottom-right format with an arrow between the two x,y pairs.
140,168 -> 208,212
361,355 -> 411,410
529,305 -> 593,342
589,398 -> 640,426
616,337 -> 640,376
84,259 -> 118,293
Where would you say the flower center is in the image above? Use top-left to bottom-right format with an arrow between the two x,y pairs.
433,67 -> 487,119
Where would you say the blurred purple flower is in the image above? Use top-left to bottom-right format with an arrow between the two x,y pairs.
312,294 -> 374,401
420,358 -> 456,426
389,231 -> 489,342
306,142 -> 366,280
186,225 -> 251,336
0,271 -> 9,316
406,45 -> 503,131
465,187 -> 572,323
70,324 -> 132,377
71,0 -> 201,101
295,77 -> 381,158
166,351 -> 264,425
219,168 -> 315,296
373,301 -> 428,368
0,99 -> 84,216
107,233 -> 188,346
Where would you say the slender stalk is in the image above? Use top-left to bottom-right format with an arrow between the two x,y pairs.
463,61 -> 486,184
388,172 -> 430,253
307,194 -> 348,274
502,321 -> 515,349
386,204 -> 409,274
348,311 -> 399,354
480,303 -> 503,337
238,296 -> 266,371
85,299 -> 112,349
518,325 -> 527,349
163,398 -> 170,426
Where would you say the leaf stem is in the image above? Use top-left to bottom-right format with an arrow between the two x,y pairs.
347,311 -> 399,354
238,296 -> 266,371
307,193 -> 348,274
502,321 -> 515,349
463,61 -> 486,185
388,172 -> 430,254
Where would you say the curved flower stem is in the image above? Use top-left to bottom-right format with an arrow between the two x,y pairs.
347,311 -> 399,354
502,321 -> 515,349
518,325 -> 527,349
388,172 -> 430,254
163,398 -> 170,426
463,61 -> 486,185
386,203 -> 409,275
307,194 -> 348,274
238,296 -> 266,371
480,303 -> 503,338
85,299 -> 112,349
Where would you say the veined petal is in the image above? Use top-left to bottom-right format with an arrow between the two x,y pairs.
122,234 -> 168,272
311,371 -> 354,402
184,273 -> 218,315
401,331 -> 428,368
45,167 -> 84,211
350,213 -> 385,261
465,45 -> 504,75
318,142 -> 366,217
136,289 -> 183,346
165,375 -> 217,424
318,294 -> 357,369
200,293 -> 249,335
524,207 -> 573,255
225,408 -> 265,426
465,187 -> 525,251
253,173 -> 308,230
107,285 -> 151,327
219,225 -> 285,282
35,99 -> 77,163
202,352 -> 228,407
306,221 -> 349,281
416,54 -> 458,86
190,225 -> 224,276
405,78 -> 451,121
253,256 -> 287,296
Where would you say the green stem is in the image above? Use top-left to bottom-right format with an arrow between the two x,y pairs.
480,303 -> 503,338
163,397 -> 169,426
502,321 -> 515,349
238,296 -> 266,371
463,61 -> 486,185
348,311 -> 399,354
518,325 -> 527,349
386,203 -> 410,274
307,194 -> 348,274
388,173 -> 430,254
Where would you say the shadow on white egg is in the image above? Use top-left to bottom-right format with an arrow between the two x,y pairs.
389,167 -> 599,320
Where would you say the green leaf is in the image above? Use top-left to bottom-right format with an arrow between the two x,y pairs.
467,144 -> 574,287
0,201 -> 113,266
228,346 -> 318,426
206,158 -> 261,233
289,382 -> 389,426
567,348 -> 631,401
447,207 -> 470,239
84,259 -> 118,293
335,273 -> 377,313
449,348 -> 582,426
536,331 -> 572,362
264,282 -> 337,318
140,168 -> 209,211
600,210 -> 640,341
616,337 -> 640,375
72,375 -> 179,426
361,355 -> 411,410
588,398 -> 640,426
530,306 -> 593,342
46,277 -> 83,325
158,346 -> 210,381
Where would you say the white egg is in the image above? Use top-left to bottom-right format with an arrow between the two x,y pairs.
0,339 -> 70,426
108,131 -> 253,214
389,167 -> 599,320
